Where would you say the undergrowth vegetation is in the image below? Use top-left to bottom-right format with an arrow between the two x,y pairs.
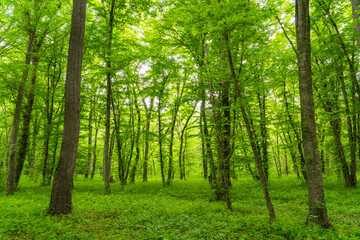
0,176 -> 359,239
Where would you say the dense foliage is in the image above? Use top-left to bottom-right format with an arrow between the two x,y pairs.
1,0 -> 360,236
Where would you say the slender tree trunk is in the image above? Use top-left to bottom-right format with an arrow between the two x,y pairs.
295,0 -> 332,227
103,0 -> 115,195
48,0 -> 86,214
225,34 -> 275,221
167,82 -> 185,184
49,122 -> 61,180
142,98 -> 153,182
15,54 -> 39,187
158,97 -> 165,185
276,133 -> 282,176
258,92 -> 269,181
91,113 -> 99,179
29,115 -> 39,180
283,81 -> 307,179
130,99 -> 141,183
199,104 -> 208,179
85,99 -> 93,178
5,25 -> 35,195
280,134 -> 289,175
178,104 -> 197,180
338,65 -> 357,187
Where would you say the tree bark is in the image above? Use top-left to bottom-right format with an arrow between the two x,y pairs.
178,104 -> 197,180
130,98 -> 141,183
48,0 -> 86,214
225,34 -> 275,221
5,20 -> 35,195
142,98 -> 153,182
158,97 -> 165,185
103,0 -> 116,195
85,98 -> 93,178
295,0 -> 332,228
14,53 -> 39,187
167,81 -> 184,184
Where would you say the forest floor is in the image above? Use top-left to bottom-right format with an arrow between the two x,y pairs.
0,174 -> 359,239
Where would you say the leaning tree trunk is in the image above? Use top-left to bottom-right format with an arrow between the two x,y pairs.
14,54 -> 39,187
5,24 -> 35,196
178,104 -> 197,180
48,0 -> 86,215
225,33 -> 275,221
295,0 -> 332,228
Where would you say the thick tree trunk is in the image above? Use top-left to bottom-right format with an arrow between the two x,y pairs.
203,42 -> 218,189
218,79 -> 232,210
295,0 -> 332,228
48,0 -> 86,214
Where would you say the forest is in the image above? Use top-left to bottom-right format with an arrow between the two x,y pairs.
0,0 -> 360,239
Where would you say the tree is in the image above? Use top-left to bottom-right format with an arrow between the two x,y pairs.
48,0 -> 87,215
295,0 -> 332,228
5,1 -> 37,196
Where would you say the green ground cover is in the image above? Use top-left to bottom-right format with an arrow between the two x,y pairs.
0,176 -> 359,239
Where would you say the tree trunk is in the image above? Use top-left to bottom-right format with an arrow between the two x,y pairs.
158,97 -> 165,185
225,33 -> 275,221
142,98 -> 153,182
283,81 -> 307,179
29,115 -> 39,181
167,82 -> 184,184
91,112 -> 100,179
85,99 -> 93,178
15,54 -> 39,187
258,92 -> 269,181
295,0 -> 332,227
48,0 -> 86,214
5,24 -> 35,196
130,99 -> 141,183
178,104 -> 197,180
103,0 -> 115,195
199,103 -> 208,179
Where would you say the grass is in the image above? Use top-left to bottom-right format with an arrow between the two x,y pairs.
0,175 -> 359,239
